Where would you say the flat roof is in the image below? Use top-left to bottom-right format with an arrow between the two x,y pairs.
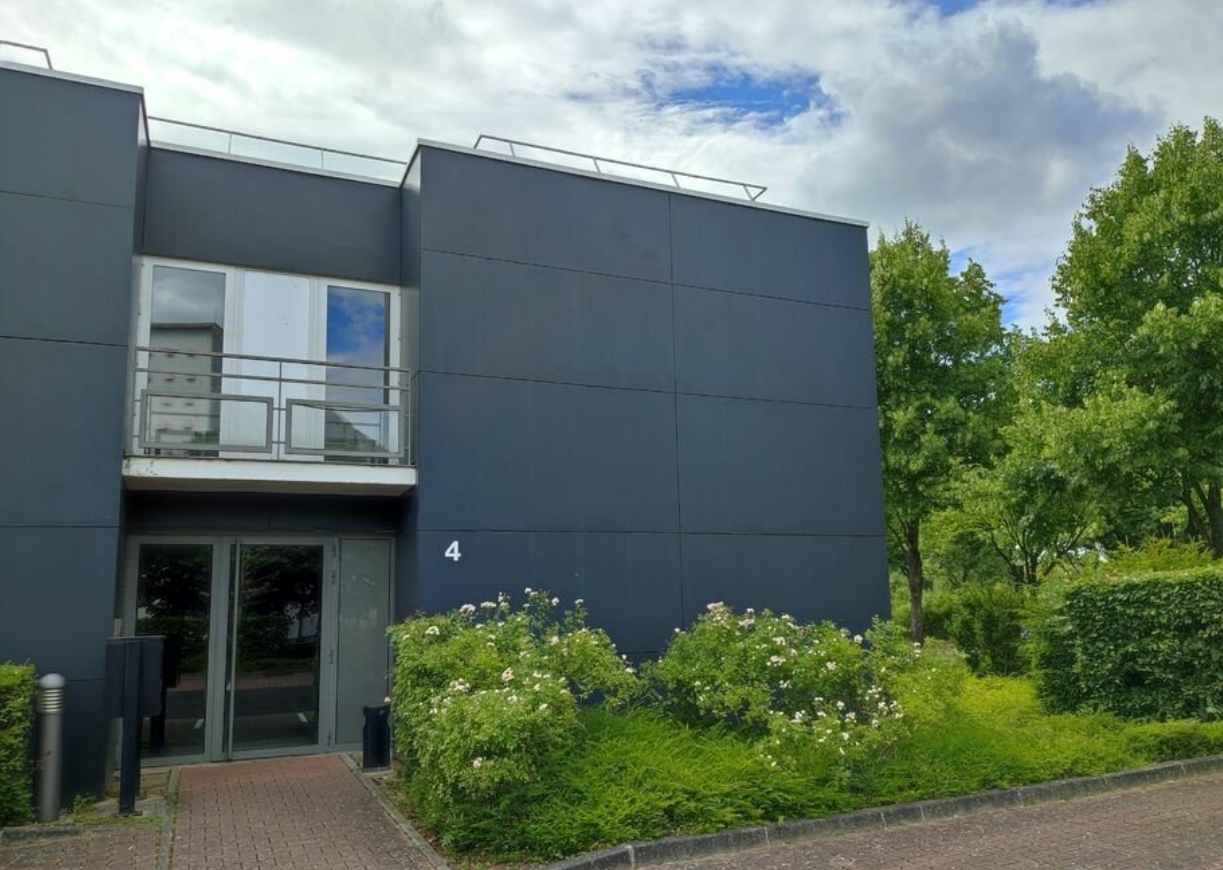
0,58 -> 869,228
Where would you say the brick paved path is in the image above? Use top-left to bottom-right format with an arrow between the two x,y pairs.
0,826 -> 162,869
172,755 -> 444,870
661,770 -> 1223,870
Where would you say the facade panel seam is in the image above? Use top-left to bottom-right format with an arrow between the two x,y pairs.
0,186 -> 136,213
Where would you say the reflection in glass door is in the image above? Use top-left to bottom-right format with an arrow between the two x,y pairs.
225,543 -> 326,754
133,543 -> 214,759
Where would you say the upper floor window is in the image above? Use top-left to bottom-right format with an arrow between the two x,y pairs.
133,257 -> 405,462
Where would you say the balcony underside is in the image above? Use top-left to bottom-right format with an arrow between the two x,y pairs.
123,456 -> 416,496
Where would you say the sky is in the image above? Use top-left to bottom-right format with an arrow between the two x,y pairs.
3,0 -> 1220,329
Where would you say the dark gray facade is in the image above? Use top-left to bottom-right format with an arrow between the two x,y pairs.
404,147 -> 888,656
0,59 -> 886,802
0,67 -> 142,799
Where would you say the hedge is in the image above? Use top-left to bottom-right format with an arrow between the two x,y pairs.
0,663 -> 36,826
1035,569 -> 1223,719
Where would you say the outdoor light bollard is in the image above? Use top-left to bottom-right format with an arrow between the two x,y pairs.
36,673 -> 66,823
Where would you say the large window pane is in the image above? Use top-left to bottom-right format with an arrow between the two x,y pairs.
326,287 -> 390,454
147,266 -> 225,449
335,540 -> 391,745
135,543 -> 213,758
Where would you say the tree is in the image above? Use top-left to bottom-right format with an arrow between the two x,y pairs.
872,221 -> 1010,641
1050,118 -> 1223,554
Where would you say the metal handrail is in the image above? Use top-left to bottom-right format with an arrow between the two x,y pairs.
129,346 -> 411,464
146,116 -> 407,181
0,40 -> 53,69
137,344 -> 409,375
473,134 -> 768,202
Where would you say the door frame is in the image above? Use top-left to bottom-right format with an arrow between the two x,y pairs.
123,533 -> 342,763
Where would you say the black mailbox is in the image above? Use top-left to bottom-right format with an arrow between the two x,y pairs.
105,636 -> 165,718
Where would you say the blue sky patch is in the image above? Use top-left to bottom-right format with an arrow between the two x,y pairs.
652,67 -> 832,126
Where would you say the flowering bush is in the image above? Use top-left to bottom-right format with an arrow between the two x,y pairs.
389,590 -> 635,805
648,604 -> 963,777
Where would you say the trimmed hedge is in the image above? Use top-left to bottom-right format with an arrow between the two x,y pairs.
1035,569 -> 1223,719
0,663 -> 36,826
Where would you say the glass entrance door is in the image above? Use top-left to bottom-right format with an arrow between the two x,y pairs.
224,542 -> 329,755
126,535 -> 390,763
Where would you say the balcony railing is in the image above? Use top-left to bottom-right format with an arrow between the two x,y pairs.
146,117 -> 408,183
128,346 -> 411,466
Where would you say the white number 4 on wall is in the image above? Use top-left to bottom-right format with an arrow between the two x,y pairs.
445,540 -> 462,562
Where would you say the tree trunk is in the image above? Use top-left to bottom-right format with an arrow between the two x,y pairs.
1207,483 -> 1223,560
904,522 -> 925,643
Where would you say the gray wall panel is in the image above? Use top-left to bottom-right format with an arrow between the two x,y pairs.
124,493 -> 401,532
0,527 -> 120,680
674,285 -> 876,406
677,394 -> 884,536
420,148 -> 671,282
60,680 -> 109,802
0,192 -> 134,345
670,195 -> 869,308
414,531 -> 682,655
421,251 -> 675,390
0,339 -> 126,526
142,149 -> 401,284
416,372 -> 679,532
681,534 -> 890,633
0,70 -> 139,207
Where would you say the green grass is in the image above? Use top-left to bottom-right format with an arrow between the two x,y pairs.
404,677 -> 1223,862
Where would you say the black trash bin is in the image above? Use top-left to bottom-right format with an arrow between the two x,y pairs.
362,703 -> 391,771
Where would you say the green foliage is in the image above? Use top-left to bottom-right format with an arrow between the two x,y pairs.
871,221 -> 1011,640
1092,539 -> 1213,576
0,663 -> 36,826
1033,568 -> 1223,719
1044,117 -> 1223,553
646,604 -> 869,734
389,590 -> 635,813
929,583 -> 1029,676
421,709 -> 845,860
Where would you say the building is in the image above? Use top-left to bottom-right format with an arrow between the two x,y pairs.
0,53 -> 889,800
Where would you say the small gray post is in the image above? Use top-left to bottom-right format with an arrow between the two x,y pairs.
36,673 -> 65,823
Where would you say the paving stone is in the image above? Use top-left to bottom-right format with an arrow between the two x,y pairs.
653,770 -> 1223,870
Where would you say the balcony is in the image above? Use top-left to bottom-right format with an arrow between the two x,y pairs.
123,346 -> 415,495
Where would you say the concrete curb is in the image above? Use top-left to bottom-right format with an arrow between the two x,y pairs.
536,753 -> 1223,870
341,752 -> 452,870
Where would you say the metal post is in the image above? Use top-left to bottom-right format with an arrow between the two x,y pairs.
36,674 -> 65,823
119,642 -> 141,816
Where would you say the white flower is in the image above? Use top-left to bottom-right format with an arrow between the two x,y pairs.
836,700 -> 846,711
768,655 -> 786,666
551,597 -> 560,606
472,757 -> 484,769
459,603 -> 476,615
481,601 -> 496,610
425,625 -> 440,636
525,587 -> 534,595
501,667 -> 514,682
825,661 -> 838,672
841,732 -> 851,742
739,618 -> 755,628
853,634 -> 864,645
772,636 -> 787,646
779,680 -> 790,689
549,635 -> 560,645
575,598 -> 585,606
538,703 -> 549,712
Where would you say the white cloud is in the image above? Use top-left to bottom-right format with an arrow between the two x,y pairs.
2,0 -> 1215,329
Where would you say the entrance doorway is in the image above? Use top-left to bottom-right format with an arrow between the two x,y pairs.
122,535 -> 391,763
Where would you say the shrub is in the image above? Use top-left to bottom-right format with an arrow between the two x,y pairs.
1033,568 -> 1223,719
647,605 -> 965,780
944,582 -> 1029,676
0,663 -> 36,826
389,590 -> 635,822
